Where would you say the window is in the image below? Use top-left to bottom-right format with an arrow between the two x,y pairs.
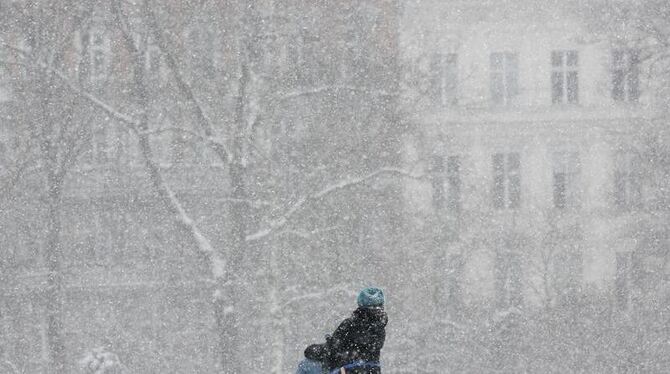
551,50 -> 578,104
87,27 -> 110,81
615,252 -> 631,310
430,155 -> 461,211
429,53 -> 458,106
612,49 -> 640,102
490,52 -> 519,105
552,151 -> 581,209
445,254 -> 464,312
493,152 -> 521,209
146,39 -> 162,78
447,156 -> 461,211
614,151 -> 642,210
495,250 -> 522,308
553,242 -> 582,303
430,155 -> 445,210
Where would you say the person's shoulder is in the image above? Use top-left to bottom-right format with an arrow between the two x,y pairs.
354,307 -> 388,326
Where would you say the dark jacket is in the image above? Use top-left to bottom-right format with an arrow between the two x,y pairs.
305,307 -> 387,374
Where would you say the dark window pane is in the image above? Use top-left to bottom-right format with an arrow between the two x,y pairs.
494,251 -> 508,308
447,156 -> 461,211
628,68 -> 640,102
508,153 -> 521,208
567,71 -> 579,103
496,251 -> 523,308
447,156 -> 460,174
432,178 -> 444,210
615,252 -> 630,310
508,174 -> 521,208
612,50 -> 624,68
551,51 -> 562,67
429,54 -> 442,102
507,152 -> 520,172
566,50 -> 578,66
612,70 -> 625,101
431,155 -> 445,210
445,54 -> 458,105
614,171 -> 626,208
446,254 -> 463,309
629,49 -> 640,66
554,172 -> 567,208
493,153 -> 505,209
506,54 -> 519,97
630,153 -> 642,207
552,72 -> 563,104
630,178 -> 642,208
491,72 -> 504,103
431,53 -> 458,105
508,253 -> 523,307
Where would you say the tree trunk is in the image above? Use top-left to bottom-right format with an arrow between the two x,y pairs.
45,173 -> 65,374
215,160 -> 246,373
268,239 -> 285,374
216,63 -> 250,373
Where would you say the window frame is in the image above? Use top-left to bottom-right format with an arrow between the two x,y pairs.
493,152 -> 521,210
612,49 -> 640,103
613,150 -> 643,210
431,154 -> 462,212
490,51 -> 519,105
495,247 -> 523,308
430,53 -> 458,106
552,151 -> 581,209
551,50 -> 579,105
615,251 -> 632,311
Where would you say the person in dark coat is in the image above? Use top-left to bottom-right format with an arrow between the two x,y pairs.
302,287 -> 387,374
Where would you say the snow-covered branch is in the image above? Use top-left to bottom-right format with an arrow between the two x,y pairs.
217,197 -> 276,209
141,127 -> 205,140
50,69 -> 140,129
25,49 -> 228,284
279,284 -> 357,309
246,167 -> 424,242
0,148 -> 34,197
164,185 -> 226,279
277,85 -> 396,102
142,3 -> 231,165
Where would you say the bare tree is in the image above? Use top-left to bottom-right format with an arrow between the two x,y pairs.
1,2 -> 93,372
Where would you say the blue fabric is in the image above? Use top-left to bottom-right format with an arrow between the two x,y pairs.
296,358 -> 325,374
357,287 -> 385,308
329,361 -> 381,374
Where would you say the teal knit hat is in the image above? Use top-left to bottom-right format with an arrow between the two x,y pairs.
357,287 -> 385,308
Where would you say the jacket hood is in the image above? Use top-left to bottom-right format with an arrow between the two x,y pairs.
354,306 -> 388,327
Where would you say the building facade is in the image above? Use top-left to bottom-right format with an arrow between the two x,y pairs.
399,0 -> 669,313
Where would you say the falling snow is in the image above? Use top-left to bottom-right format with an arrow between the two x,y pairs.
1,0 -> 669,373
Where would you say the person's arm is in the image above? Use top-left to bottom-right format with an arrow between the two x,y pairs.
323,315 -> 358,368
327,316 -> 354,352
304,343 -> 329,361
